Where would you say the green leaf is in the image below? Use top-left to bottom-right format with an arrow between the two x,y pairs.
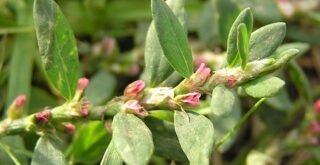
198,1 -> 219,48
174,112 -> 214,165
237,23 -> 249,69
0,136 -> 29,165
246,150 -> 274,165
274,42 -> 310,59
66,121 -> 111,164
145,0 -> 187,86
6,0 -> 35,113
31,136 -> 67,165
151,0 -> 193,78
145,117 -> 187,162
215,0 -> 240,47
100,140 -> 123,165
34,0 -> 80,100
243,77 -> 285,98
248,22 -> 286,61
112,112 -> 154,165
227,8 -> 253,66
211,85 -> 236,117
210,95 -> 241,152
84,70 -> 116,106
288,62 -> 312,102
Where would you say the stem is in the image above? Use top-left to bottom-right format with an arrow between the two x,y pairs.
0,27 -> 34,35
215,98 -> 266,150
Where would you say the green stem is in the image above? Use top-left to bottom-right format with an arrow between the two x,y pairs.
215,98 -> 266,150
0,27 -> 34,35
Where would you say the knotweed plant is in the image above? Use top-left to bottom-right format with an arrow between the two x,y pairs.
0,0 -> 303,164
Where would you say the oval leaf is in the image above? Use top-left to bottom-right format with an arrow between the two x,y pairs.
174,112 -> 214,165
31,136 -> 67,165
243,77 -> 285,98
145,117 -> 187,162
145,0 -> 187,87
237,23 -> 249,69
248,22 -> 286,61
211,85 -> 237,117
151,0 -> 193,78
34,0 -> 80,100
112,112 -> 154,165
226,8 -> 253,66
100,140 -> 123,165
84,70 -> 116,106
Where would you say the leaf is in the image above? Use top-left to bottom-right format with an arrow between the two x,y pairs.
151,0 -> 193,78
174,112 -> 214,165
84,70 -> 116,106
100,140 -> 123,165
246,150 -> 274,165
210,94 -> 241,152
66,121 -> 111,164
237,23 -> 249,69
0,136 -> 29,165
31,136 -> 67,165
112,112 -> 154,165
34,0 -> 80,100
288,62 -> 312,102
227,8 -> 253,66
211,85 -> 237,117
248,22 -> 286,61
6,0 -> 35,113
198,1 -> 219,48
145,117 -> 187,162
274,42 -> 310,59
243,77 -> 285,98
145,0 -> 187,86
215,0 -> 240,47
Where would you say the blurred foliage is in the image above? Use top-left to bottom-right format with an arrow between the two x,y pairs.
0,0 -> 320,164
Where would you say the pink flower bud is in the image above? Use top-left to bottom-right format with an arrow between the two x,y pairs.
63,123 -> 76,134
80,100 -> 90,117
35,110 -> 51,124
314,99 -> 320,114
195,63 -> 211,80
178,92 -> 201,107
102,37 -> 116,55
227,75 -> 237,87
15,95 -> 26,108
310,120 -> 320,134
123,100 -> 148,117
77,78 -> 89,90
124,80 -> 145,97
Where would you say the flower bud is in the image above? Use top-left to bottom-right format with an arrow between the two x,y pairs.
8,95 -> 27,120
122,100 -> 148,117
35,110 -> 52,125
124,80 -> 145,97
310,120 -> 320,134
175,92 -> 201,107
62,123 -> 76,134
227,75 -> 237,87
80,100 -> 90,117
77,78 -> 90,91
195,63 -> 211,82
314,99 -> 320,114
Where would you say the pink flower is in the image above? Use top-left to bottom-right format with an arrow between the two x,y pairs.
195,63 -> 211,81
35,110 -> 52,124
179,92 -> 201,107
63,123 -> 76,134
310,120 -> 320,134
314,99 -> 320,114
15,95 -> 26,108
227,75 -> 237,87
123,100 -> 148,117
124,80 -> 145,97
80,100 -> 90,117
77,78 -> 89,90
